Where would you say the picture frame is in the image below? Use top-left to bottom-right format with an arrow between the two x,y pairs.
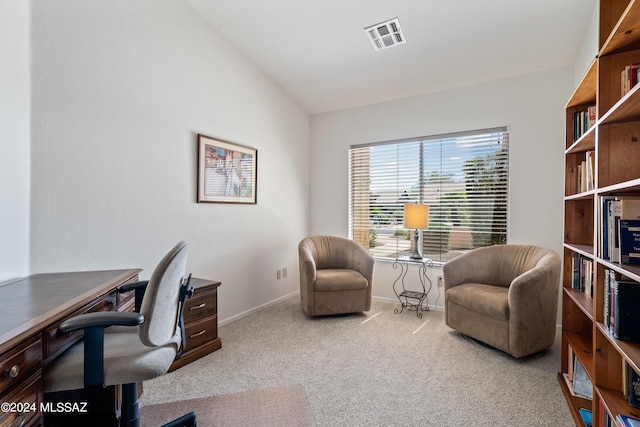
197,134 -> 257,204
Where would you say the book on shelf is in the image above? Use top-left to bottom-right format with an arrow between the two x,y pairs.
605,269 -> 612,329
573,106 -> 597,142
616,414 -> 640,427
621,63 -> 640,97
600,398 -> 614,427
599,197 -> 640,262
606,269 -> 619,333
572,353 -> 593,400
579,407 -> 593,427
619,219 -> 640,266
564,346 -> 593,400
577,151 -> 595,193
613,280 -> 640,344
612,200 -> 623,263
586,151 -> 594,192
630,365 -> 640,409
571,252 -> 593,295
600,196 -> 616,260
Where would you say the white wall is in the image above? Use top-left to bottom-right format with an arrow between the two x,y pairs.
573,2 -> 599,85
309,67 -> 573,313
0,0 -> 31,282
29,0 -> 309,322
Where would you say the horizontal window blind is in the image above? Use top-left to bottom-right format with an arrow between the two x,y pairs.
349,127 -> 509,263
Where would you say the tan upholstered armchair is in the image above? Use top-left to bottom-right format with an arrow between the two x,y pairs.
298,235 -> 374,316
443,244 -> 561,358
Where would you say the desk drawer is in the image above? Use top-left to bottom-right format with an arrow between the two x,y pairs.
44,292 -> 117,362
0,336 -> 42,397
184,288 -> 217,324
0,371 -> 42,427
184,316 -> 217,352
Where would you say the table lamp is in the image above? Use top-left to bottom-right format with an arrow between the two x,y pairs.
404,203 -> 429,260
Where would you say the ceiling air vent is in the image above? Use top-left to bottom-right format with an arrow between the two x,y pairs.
364,18 -> 406,52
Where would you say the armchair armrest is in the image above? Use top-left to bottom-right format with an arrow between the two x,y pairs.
58,311 -> 144,388
508,257 -> 561,322
298,245 -> 317,287
442,253 -> 478,291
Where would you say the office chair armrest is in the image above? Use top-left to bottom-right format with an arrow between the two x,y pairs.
117,280 -> 149,313
58,311 -> 144,334
57,311 -> 144,388
117,280 -> 149,293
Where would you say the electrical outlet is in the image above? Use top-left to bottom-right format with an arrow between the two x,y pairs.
437,275 -> 444,287
277,269 -> 281,280
282,267 -> 287,278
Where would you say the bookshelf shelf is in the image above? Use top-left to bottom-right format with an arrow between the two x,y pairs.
566,125 -> 597,154
598,386 -> 640,421
599,0 -> 640,56
597,259 -> 640,282
565,288 -> 595,320
567,59 -> 598,109
597,178 -> 640,195
560,1 -> 640,426
565,243 -> 596,258
565,190 -> 596,201
596,322 -> 640,374
558,371 -> 593,415
599,85 -> 640,124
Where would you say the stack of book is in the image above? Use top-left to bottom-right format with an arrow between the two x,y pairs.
598,197 -> 640,264
571,252 -> 594,296
615,414 -> 640,427
573,106 -> 597,142
621,63 -> 640,97
603,269 -> 640,343
564,347 -> 593,400
576,151 -> 595,193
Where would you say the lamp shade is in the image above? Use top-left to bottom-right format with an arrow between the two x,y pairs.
404,204 -> 429,229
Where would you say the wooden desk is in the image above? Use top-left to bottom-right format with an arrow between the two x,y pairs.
0,269 -> 141,427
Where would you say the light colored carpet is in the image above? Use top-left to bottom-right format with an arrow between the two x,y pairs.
140,384 -> 314,426
141,296 -> 574,426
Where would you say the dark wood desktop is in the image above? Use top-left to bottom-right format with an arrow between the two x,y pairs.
0,269 -> 141,427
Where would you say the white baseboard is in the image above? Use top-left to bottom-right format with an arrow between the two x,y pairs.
219,291 -> 300,326
220,292 -> 451,326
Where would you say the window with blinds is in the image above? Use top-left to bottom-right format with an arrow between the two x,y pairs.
349,127 -> 509,263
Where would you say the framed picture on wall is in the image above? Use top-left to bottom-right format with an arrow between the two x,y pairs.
197,134 -> 257,204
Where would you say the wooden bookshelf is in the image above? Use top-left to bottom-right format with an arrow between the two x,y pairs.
560,1 -> 640,425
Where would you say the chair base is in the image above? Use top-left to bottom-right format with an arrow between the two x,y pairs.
121,382 -> 197,427
121,383 -> 140,427
43,386 -> 120,426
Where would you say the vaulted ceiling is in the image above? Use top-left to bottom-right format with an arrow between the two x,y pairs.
187,0 -> 598,114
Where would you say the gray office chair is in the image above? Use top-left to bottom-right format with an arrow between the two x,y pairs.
43,241 -> 196,427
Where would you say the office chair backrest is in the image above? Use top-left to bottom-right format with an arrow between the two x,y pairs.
139,241 -> 189,347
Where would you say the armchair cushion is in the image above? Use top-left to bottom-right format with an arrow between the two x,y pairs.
446,283 -> 509,320
315,269 -> 368,291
